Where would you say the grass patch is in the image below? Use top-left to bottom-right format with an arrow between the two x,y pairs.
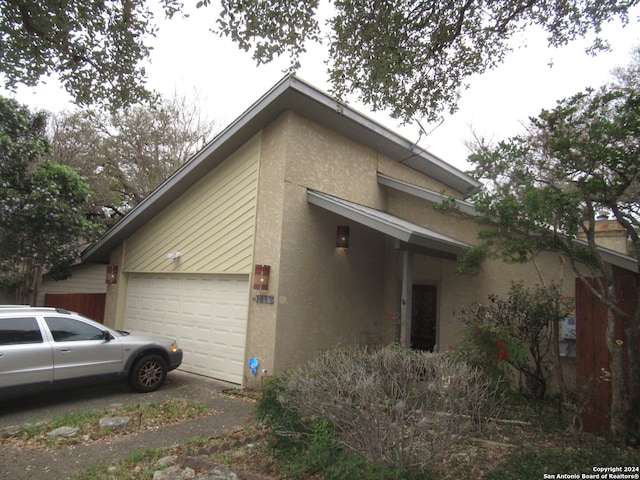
484,441 -> 640,480
2,399 -> 211,449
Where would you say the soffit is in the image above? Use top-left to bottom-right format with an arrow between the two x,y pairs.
307,189 -> 469,258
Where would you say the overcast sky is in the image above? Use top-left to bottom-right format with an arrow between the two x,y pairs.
8,3 -> 640,172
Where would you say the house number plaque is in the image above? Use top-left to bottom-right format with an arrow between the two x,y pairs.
253,295 -> 275,304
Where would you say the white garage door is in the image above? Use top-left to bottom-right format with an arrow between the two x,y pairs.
124,274 -> 249,384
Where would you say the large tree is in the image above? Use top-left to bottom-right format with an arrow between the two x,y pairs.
170,0 -> 640,122
47,93 -> 217,224
2,0 -> 638,119
0,0 -> 181,110
0,97 -> 98,304
464,64 -> 639,440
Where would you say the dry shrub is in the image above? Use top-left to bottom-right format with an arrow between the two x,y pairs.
276,345 -> 496,470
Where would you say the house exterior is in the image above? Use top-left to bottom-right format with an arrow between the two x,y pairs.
36,263 -> 107,323
81,75 -> 638,387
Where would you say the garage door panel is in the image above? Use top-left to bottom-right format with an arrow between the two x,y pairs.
125,274 -> 249,383
166,298 -> 180,313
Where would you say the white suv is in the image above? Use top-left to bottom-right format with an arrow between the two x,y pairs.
0,306 -> 183,396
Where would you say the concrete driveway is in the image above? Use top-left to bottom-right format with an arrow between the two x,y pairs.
0,369 -> 241,427
0,370 -> 259,480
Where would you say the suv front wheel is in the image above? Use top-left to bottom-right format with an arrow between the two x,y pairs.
129,354 -> 168,392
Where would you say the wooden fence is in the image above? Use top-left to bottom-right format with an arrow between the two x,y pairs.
44,293 -> 106,324
575,273 -> 638,432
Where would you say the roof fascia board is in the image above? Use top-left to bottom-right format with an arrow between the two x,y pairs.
377,173 -> 479,217
571,238 -> 638,273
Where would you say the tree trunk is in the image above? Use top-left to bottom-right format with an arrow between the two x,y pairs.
607,283 -> 628,440
29,265 -> 43,306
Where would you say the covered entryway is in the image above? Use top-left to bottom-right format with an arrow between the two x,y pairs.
124,274 -> 249,384
307,189 -> 468,351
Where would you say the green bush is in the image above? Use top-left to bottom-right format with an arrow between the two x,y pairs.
455,282 -> 573,399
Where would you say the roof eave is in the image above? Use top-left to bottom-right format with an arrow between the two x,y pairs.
83,75 -> 479,263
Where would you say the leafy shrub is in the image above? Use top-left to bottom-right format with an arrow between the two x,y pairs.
257,345 -> 496,472
455,282 -> 573,398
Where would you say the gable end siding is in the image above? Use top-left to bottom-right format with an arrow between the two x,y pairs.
123,135 -> 261,274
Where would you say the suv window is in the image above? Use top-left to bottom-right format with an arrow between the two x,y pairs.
44,316 -> 104,342
0,317 -> 43,345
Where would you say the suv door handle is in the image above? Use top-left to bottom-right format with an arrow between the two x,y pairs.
59,347 -> 71,352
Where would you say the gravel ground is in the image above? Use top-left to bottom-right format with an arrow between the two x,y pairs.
0,370 -> 256,480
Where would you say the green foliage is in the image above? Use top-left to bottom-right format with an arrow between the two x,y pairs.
0,96 -> 99,302
456,282 -> 573,398
456,245 -> 488,274
467,62 -> 640,439
255,374 -> 309,451
0,0 -> 183,110
216,0 -> 320,70
455,317 -> 525,392
468,82 -> 640,272
4,0 -> 636,117
213,0 -> 637,122
0,97 -> 48,183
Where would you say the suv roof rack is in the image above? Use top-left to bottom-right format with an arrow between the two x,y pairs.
0,305 -> 72,314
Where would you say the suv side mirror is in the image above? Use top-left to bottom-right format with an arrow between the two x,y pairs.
103,330 -> 113,341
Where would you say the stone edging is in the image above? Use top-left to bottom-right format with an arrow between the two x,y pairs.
175,431 -> 274,480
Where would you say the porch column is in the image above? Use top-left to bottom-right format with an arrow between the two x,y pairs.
400,249 -> 413,347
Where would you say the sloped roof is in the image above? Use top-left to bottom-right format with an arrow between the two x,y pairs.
307,190 -> 469,259
82,75 -> 480,263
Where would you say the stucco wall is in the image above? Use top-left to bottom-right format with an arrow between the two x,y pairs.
377,154 -> 463,200
245,110 -> 397,375
273,184 -> 387,370
243,120 -> 286,381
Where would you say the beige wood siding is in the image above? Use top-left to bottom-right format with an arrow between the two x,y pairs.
37,263 -> 108,305
124,136 -> 261,274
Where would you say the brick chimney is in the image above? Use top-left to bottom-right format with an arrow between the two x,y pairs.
585,212 -> 630,255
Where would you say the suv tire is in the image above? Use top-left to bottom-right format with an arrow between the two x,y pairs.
129,354 -> 168,392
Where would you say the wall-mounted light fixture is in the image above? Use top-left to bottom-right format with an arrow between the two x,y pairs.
166,251 -> 182,260
253,264 -> 271,291
105,265 -> 118,284
336,226 -> 350,249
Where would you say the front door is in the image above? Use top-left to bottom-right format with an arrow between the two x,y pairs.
411,285 -> 437,351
